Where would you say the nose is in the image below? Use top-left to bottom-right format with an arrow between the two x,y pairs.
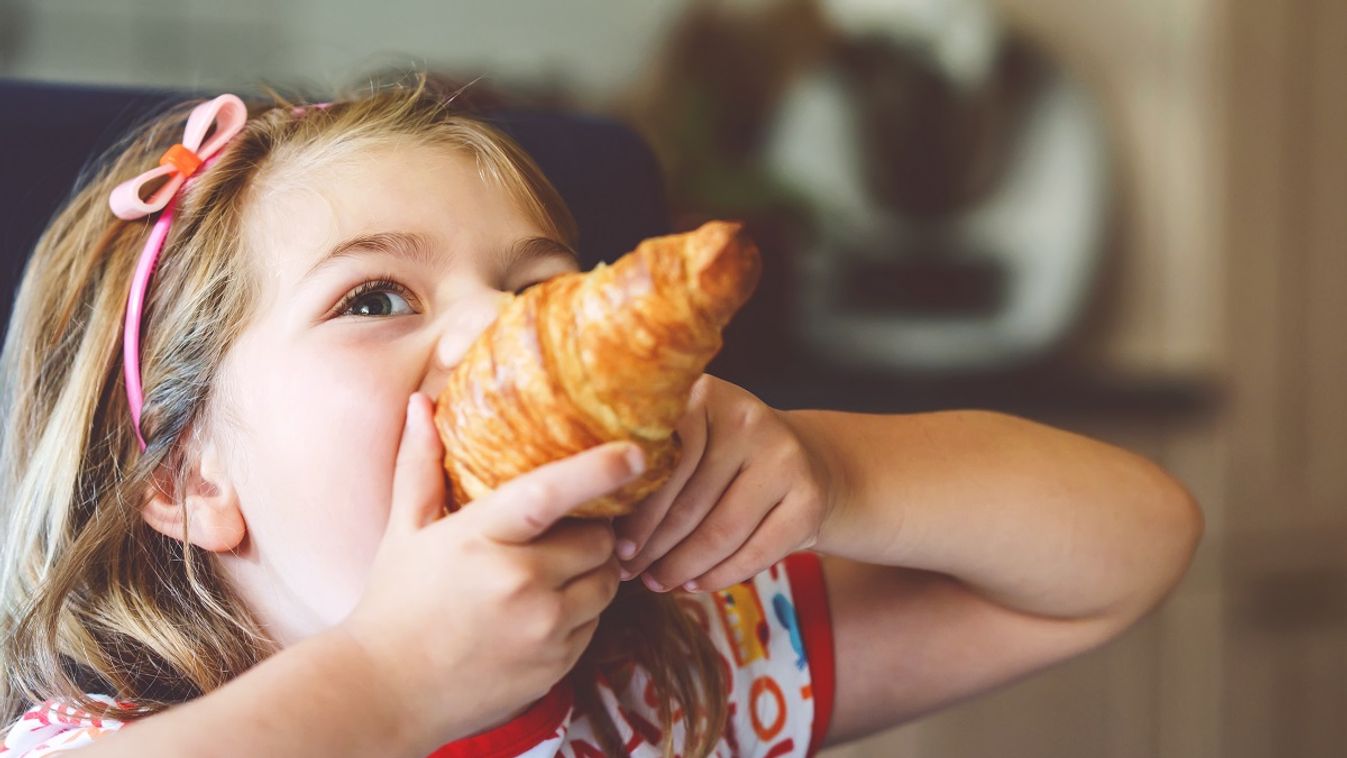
422,290 -> 512,397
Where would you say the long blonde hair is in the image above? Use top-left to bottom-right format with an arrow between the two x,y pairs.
0,76 -> 727,757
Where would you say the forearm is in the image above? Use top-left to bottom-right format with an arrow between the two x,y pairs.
788,409 -> 1203,623
81,628 -> 442,758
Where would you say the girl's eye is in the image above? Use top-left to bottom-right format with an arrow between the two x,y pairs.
515,272 -> 564,295
336,279 -> 416,318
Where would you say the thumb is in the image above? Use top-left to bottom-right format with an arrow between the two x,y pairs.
387,392 -> 448,536
476,441 -> 646,544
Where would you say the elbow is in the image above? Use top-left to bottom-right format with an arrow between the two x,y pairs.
1087,470 -> 1204,644
1128,463 -> 1205,620
1180,484 -> 1205,560
1160,469 -> 1205,581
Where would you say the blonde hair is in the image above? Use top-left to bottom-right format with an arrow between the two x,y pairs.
0,76 -> 727,757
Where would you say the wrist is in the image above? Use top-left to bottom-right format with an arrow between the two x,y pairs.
779,409 -> 859,556
324,623 -> 445,757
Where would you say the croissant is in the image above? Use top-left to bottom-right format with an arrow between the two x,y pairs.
433,220 -> 761,518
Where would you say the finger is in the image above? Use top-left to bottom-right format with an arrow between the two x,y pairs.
686,496 -> 815,592
621,449 -> 742,578
613,374 -> 713,556
475,442 -> 645,544
388,393 -> 448,536
528,519 -> 618,586
613,406 -> 707,560
642,465 -> 783,592
560,555 -> 622,630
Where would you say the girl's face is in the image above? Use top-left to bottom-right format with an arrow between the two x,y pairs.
206,141 -> 578,645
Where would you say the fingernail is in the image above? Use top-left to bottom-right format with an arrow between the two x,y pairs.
684,581 -> 699,592
620,443 -> 645,476
617,539 -> 636,559
642,574 -> 664,593
619,566 -> 633,581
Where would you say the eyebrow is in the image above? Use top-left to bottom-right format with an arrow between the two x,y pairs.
303,231 -> 437,281
501,236 -> 580,271
302,231 -> 578,281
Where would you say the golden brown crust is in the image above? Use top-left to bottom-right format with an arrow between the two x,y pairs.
434,220 -> 760,518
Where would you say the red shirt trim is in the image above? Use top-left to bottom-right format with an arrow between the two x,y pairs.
426,677 -> 573,758
783,551 -> 836,757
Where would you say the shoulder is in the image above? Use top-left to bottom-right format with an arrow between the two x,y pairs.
2,696 -> 129,756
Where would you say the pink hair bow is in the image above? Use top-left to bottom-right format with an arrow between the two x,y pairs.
109,94 -> 248,220
110,94 -> 248,450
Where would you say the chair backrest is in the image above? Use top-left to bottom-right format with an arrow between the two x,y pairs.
0,79 -> 670,338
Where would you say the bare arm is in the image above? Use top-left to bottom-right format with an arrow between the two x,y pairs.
782,410 -> 1203,745
79,629 -> 429,758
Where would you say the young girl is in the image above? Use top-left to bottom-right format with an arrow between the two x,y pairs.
0,78 -> 1201,758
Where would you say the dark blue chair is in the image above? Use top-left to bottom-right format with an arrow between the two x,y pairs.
0,79 -> 670,338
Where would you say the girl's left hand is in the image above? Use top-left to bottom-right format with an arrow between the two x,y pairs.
613,374 -> 836,593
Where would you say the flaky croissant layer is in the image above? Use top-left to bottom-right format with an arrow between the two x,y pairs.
434,220 -> 761,517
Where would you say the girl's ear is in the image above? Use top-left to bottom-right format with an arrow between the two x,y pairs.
140,440 -> 246,552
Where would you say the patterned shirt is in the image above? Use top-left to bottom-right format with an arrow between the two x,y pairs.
2,552 -> 835,757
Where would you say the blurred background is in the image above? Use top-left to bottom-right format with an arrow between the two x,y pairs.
2,0 -> 1344,756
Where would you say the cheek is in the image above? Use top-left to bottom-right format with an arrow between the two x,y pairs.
225,336 -> 412,623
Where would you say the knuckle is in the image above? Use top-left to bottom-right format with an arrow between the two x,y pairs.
773,437 -> 802,466
457,532 -> 490,557
734,396 -> 767,431
492,560 -> 536,598
700,520 -> 738,552
600,449 -> 635,485
518,595 -> 564,643
688,374 -> 713,404
520,512 -> 549,534
514,479 -> 558,506
733,403 -> 758,431
534,594 -> 567,635
664,495 -> 699,529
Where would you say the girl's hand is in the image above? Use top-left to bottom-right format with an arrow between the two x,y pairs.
339,393 -> 645,753
614,375 -> 836,594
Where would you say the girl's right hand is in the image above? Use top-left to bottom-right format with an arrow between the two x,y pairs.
337,393 -> 645,752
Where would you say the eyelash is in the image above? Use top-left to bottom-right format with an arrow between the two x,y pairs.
333,277 -> 416,318
331,276 -> 546,318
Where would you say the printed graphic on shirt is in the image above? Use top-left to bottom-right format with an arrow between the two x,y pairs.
555,556 -> 822,758
1,696 -> 128,756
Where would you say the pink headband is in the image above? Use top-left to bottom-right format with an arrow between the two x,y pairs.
109,94 -> 248,450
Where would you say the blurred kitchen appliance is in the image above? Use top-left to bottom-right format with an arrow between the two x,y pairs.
766,0 -> 1111,373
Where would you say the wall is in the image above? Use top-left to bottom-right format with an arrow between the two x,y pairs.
0,0 -> 681,104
